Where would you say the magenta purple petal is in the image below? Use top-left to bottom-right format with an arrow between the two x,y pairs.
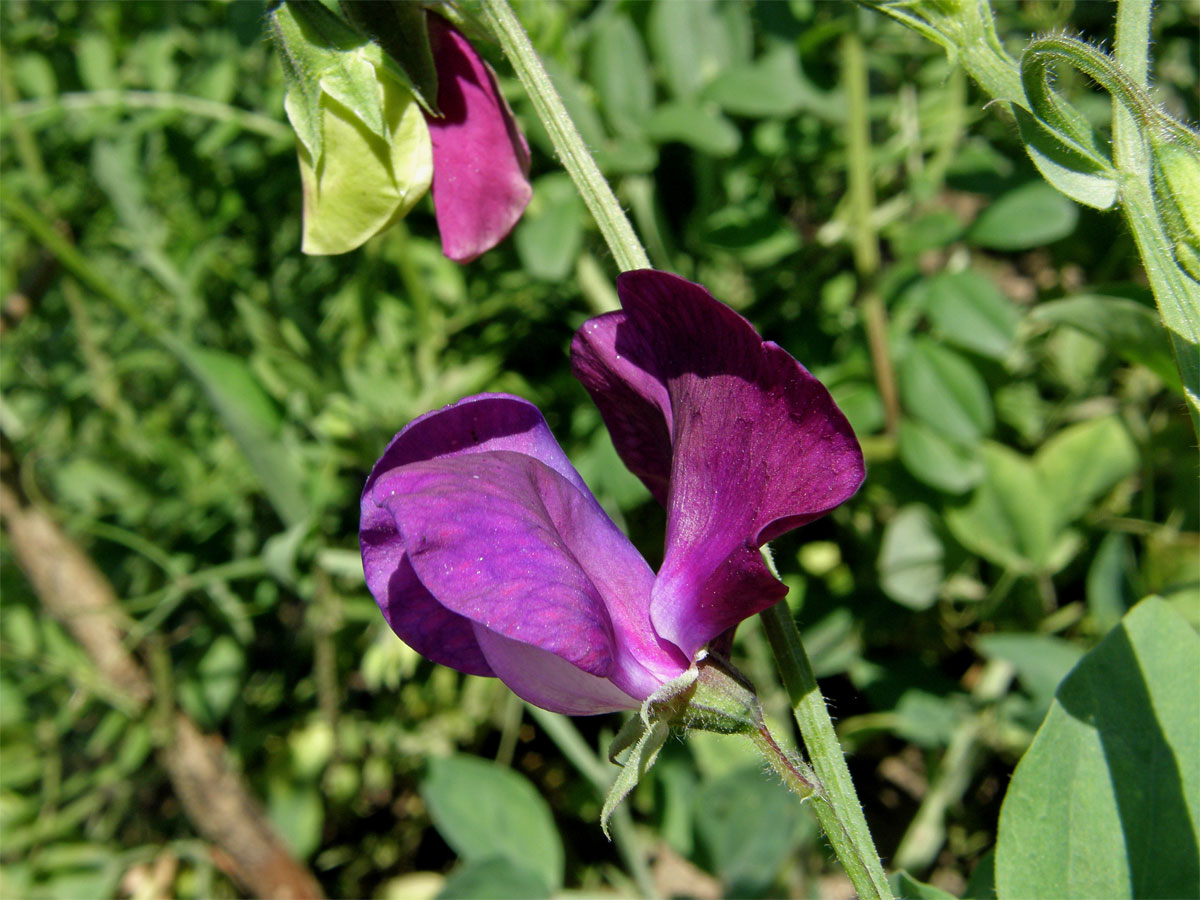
571,270 -> 866,660
360,395 -> 687,715
360,394 -> 590,677
426,15 -> 532,263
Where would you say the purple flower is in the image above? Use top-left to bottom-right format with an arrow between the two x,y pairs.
360,271 -> 864,714
426,16 -> 532,263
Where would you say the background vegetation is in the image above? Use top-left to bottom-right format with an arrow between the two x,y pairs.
1,1 -> 1197,898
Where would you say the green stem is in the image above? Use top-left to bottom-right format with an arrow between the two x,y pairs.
481,0 -> 650,273
844,31 -> 879,279
3,89 -> 293,142
866,0 -> 1022,106
0,195 -> 161,338
844,30 -> 899,438
870,0 -> 1200,432
760,600 -> 893,900
1110,1 -> 1200,431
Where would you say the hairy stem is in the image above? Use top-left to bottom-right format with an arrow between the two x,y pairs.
481,0 -> 650,272
760,600 -> 893,900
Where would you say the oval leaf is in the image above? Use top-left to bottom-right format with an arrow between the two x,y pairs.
898,419 -> 984,494
996,598 -> 1200,898
924,270 -> 1021,360
878,504 -> 945,611
899,338 -> 994,445
968,181 -> 1079,250
422,755 -> 564,894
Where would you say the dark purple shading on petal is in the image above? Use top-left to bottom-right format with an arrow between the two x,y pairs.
373,451 -> 686,713
426,15 -> 532,263
360,394 -> 589,677
571,271 -> 866,660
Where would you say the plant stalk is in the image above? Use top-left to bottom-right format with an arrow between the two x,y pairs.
844,29 -> 900,437
481,0 -> 650,273
1110,0 -> 1200,431
760,600 -> 893,900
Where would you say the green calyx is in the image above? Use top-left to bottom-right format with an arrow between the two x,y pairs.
601,654 -> 819,837
339,0 -> 440,117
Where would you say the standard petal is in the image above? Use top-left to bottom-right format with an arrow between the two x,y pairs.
373,450 -> 686,705
360,394 -> 590,676
426,15 -> 532,263
571,270 -> 866,660
571,311 -> 673,505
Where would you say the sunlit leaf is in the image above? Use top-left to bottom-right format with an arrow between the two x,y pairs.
422,755 -> 564,894
996,598 -> 1200,899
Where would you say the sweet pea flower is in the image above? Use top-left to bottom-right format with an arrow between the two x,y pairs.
275,4 -> 530,261
360,271 -> 864,715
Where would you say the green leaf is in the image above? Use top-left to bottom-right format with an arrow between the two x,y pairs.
645,102 -> 741,157
995,598 -> 1200,898
267,777 -> 325,859
964,848 -> 997,899
695,766 -> 806,897
77,33 -> 118,91
899,338 -> 994,445
170,342 -> 310,527
1033,415 -> 1139,532
1031,294 -> 1183,393
701,200 -> 801,269
514,174 -> 585,281
196,635 -> 246,723
648,0 -> 749,100
898,419 -> 984,494
968,181 -> 1079,250
924,270 -> 1021,359
588,13 -> 653,138
878,504 -> 945,611
1086,532 -> 1137,634
702,44 -> 810,119
892,870 -> 958,899
830,380 -> 885,437
1014,106 -> 1118,210
422,755 -> 563,894
975,633 -> 1083,722
436,858 -> 551,900
945,443 -> 1058,573
891,690 -> 969,749
947,418 -> 1137,575
884,210 -> 965,258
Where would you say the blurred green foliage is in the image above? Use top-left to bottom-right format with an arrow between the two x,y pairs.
1,1 -> 1197,898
